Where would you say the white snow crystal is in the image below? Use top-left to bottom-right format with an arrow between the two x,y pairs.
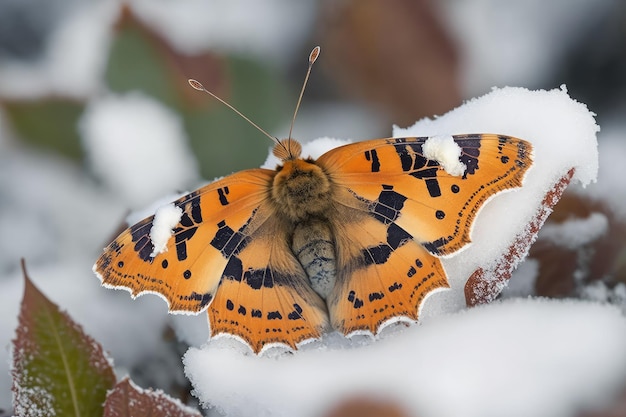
149,204 -> 183,257
422,135 -> 466,176
538,212 -> 608,249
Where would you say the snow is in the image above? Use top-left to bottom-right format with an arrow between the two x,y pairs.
581,282 -> 626,312
421,135 -> 466,176
582,128 -> 626,222
149,204 -> 183,257
440,0 -> 616,95
501,258 -> 539,298
79,92 -> 199,209
126,192 -> 189,227
538,212 -> 609,250
185,298 -> 626,417
0,1 -> 117,99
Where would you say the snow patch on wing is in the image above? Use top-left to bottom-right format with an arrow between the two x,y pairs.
422,135 -> 466,176
149,204 -> 183,257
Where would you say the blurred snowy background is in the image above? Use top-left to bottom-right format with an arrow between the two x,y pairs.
1,0 -> 626,416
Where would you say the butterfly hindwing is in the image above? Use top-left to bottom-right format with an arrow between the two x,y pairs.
208,204 -> 329,352
327,206 -> 449,335
318,134 -> 533,256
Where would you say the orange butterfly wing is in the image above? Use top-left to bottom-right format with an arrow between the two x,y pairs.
94,169 -> 328,353
319,134 -> 533,256
318,134 -> 533,334
327,204 -> 449,335
207,202 -> 329,352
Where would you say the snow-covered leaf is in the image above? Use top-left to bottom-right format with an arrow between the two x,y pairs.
12,260 -> 116,417
103,377 -> 201,417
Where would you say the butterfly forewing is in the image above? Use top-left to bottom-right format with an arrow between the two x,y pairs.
318,134 -> 533,256
94,169 -> 277,313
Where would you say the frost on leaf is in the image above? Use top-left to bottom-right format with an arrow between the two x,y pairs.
465,169 -> 575,306
103,377 -> 202,417
12,260 -> 116,417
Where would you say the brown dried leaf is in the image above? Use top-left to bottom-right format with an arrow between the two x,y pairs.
319,0 -> 461,125
103,377 -> 201,417
531,192 -> 626,297
323,397 -> 412,417
465,169 -> 575,306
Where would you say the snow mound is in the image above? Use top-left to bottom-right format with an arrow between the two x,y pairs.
185,298 -> 626,417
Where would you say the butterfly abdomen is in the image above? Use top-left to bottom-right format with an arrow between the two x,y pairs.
291,218 -> 337,299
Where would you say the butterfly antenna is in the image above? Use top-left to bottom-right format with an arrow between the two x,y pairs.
187,79 -> 280,146
286,46 -> 320,156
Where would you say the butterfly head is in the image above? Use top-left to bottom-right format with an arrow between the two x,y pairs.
273,138 -> 303,161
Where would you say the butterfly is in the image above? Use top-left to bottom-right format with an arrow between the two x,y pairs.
93,47 -> 533,354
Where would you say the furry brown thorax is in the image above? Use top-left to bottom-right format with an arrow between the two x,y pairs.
271,139 -> 333,222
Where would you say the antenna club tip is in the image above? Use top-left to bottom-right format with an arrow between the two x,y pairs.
188,79 -> 204,91
309,46 -> 321,64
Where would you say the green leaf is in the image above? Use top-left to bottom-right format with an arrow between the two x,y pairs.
104,10 -> 288,179
12,260 -> 116,417
3,99 -> 84,161
184,55 -> 287,179
103,377 -> 202,417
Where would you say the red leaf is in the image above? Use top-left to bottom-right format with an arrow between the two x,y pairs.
104,377 -> 201,417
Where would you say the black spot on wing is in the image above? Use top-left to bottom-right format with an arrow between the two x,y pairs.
210,213 -> 253,258
371,185 -> 407,224
369,292 -> 384,302
244,267 -> 275,290
425,178 -> 442,198
394,141 -> 428,172
129,218 -> 154,262
364,149 -> 381,172
217,186 -> 230,206
423,236 -> 452,256
183,292 -> 212,308
453,135 -> 482,176
267,311 -> 283,320
360,222 -> 412,266
223,256 -> 243,282
288,303 -> 304,320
